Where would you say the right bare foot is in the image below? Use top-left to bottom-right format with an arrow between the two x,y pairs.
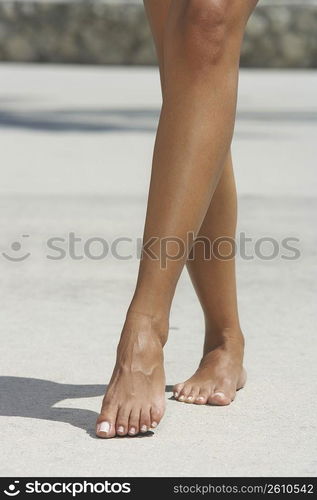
96,311 -> 167,438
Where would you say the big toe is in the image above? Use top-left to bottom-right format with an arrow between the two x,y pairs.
208,391 -> 232,406
96,410 -> 117,439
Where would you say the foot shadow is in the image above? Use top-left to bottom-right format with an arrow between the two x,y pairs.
0,377 -> 174,439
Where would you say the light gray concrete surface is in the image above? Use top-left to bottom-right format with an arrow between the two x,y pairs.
0,64 -> 316,477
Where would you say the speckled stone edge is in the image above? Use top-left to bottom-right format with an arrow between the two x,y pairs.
0,1 -> 316,67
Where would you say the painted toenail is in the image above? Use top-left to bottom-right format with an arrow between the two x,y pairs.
174,392 -> 179,398
117,426 -> 124,433
196,397 -> 204,401
151,421 -> 158,428
214,392 -> 225,398
129,427 -> 136,435
179,395 -> 185,401
141,425 -> 148,433
98,421 -> 110,434
187,396 -> 193,401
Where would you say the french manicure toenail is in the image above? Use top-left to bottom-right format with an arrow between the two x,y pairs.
151,422 -> 158,428
118,426 -> 124,433
99,421 -> 110,434
214,392 -> 225,398
141,425 -> 147,432
129,427 -> 136,435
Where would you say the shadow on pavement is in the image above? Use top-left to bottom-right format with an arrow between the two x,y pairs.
0,107 -> 316,133
0,376 -> 174,439
0,108 -> 160,133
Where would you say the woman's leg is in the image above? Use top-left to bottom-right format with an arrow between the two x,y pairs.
97,0 -> 258,438
176,154 -> 246,405
144,0 -> 247,407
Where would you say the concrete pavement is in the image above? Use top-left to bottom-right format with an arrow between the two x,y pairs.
0,64 -> 316,476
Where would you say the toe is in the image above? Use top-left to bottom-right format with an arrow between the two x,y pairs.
173,383 -> 184,400
128,408 -> 140,436
208,390 -> 233,406
194,390 -> 209,405
140,408 -> 151,433
150,405 -> 164,429
186,386 -> 199,404
178,385 -> 191,403
116,407 -> 130,436
96,405 -> 117,439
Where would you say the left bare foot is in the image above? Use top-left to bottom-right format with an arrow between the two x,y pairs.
173,329 -> 246,406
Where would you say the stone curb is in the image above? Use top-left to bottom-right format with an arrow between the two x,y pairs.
0,1 -> 316,67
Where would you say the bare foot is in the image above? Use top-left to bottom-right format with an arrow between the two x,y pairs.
173,329 -> 246,406
96,311 -> 167,438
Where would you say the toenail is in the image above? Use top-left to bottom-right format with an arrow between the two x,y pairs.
178,395 -> 185,401
141,425 -> 148,433
196,397 -> 204,401
151,421 -> 158,428
98,421 -> 110,434
187,396 -> 193,401
117,426 -> 124,433
129,427 -> 136,435
174,392 -> 179,398
214,392 -> 225,399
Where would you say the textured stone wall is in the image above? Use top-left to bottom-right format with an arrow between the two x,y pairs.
0,0 -> 316,67
245,2 -> 317,68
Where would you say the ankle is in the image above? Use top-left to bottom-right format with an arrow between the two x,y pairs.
204,325 -> 244,352
125,307 -> 169,346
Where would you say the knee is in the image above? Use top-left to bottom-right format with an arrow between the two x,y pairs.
180,0 -> 235,67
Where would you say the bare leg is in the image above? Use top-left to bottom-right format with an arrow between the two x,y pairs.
144,0 -> 247,407
177,154 -> 247,405
97,0 -> 257,438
